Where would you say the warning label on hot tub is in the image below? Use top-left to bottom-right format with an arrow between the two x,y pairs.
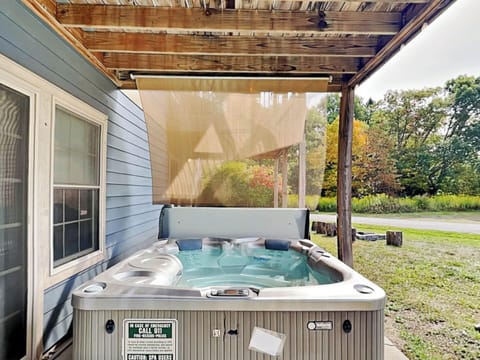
123,319 -> 177,360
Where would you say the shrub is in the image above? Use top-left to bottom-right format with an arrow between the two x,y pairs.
315,194 -> 480,213
317,196 -> 337,212
287,194 -> 298,208
200,161 -> 279,207
287,195 -> 320,210
353,194 -> 402,213
427,194 -> 480,211
306,195 -> 320,211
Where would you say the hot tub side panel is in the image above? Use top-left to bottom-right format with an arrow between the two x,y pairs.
73,309 -> 384,360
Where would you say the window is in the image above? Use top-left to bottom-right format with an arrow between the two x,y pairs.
52,107 -> 102,268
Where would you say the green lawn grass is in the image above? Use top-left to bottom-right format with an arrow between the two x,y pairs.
311,226 -> 480,360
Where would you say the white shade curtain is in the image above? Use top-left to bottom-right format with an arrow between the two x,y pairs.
136,77 -> 328,205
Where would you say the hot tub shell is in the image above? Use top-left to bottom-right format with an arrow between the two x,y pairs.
72,208 -> 385,359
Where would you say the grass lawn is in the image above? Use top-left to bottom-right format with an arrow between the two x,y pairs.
311,225 -> 480,360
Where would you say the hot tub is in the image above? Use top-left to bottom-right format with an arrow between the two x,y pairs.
72,208 -> 385,360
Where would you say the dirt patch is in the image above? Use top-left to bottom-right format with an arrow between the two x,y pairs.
384,315 -> 406,351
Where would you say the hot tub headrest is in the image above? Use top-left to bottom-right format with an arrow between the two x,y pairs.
265,239 -> 290,251
176,239 -> 203,251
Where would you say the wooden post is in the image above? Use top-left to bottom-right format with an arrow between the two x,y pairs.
386,231 -> 403,247
337,84 -> 354,267
281,149 -> 288,208
325,223 -> 337,237
274,156 -> 279,208
318,222 -> 327,234
298,133 -> 306,208
318,221 -> 327,234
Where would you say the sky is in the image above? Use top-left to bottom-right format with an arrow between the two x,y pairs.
356,0 -> 480,100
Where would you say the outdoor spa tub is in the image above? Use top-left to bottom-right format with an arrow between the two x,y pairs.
72,207 -> 385,360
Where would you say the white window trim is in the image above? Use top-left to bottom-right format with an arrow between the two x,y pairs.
0,53 -> 108,292
48,89 -> 108,285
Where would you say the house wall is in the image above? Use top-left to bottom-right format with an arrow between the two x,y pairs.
0,2 -> 162,351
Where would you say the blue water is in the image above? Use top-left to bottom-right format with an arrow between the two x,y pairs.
175,246 -> 337,288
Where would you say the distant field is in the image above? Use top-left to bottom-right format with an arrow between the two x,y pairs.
312,226 -> 480,360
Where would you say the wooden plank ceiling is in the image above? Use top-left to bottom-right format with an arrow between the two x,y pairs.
23,0 -> 455,91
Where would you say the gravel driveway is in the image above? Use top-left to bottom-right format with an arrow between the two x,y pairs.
310,214 -> 480,234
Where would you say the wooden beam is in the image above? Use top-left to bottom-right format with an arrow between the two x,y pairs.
21,0 -> 120,87
103,53 -> 362,73
84,32 -> 379,57
25,0 -> 56,15
322,0 -> 430,1
337,84 -> 354,267
57,5 -> 401,35
349,0 -> 455,86
119,79 -> 343,92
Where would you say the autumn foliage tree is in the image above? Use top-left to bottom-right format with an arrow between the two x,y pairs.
322,117 -> 400,197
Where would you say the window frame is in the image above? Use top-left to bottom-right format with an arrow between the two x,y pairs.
48,94 -> 107,283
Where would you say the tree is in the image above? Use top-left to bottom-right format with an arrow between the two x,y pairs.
371,77 -> 480,195
324,94 -> 376,124
322,118 -> 399,196
440,75 -> 480,194
372,88 -> 449,195
362,126 -> 401,195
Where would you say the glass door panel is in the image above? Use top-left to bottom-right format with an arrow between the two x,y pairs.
0,83 -> 29,359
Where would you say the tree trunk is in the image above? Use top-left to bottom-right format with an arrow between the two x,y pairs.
326,223 -> 337,237
386,231 -> 403,247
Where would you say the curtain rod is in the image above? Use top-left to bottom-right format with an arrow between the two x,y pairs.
130,74 -> 332,82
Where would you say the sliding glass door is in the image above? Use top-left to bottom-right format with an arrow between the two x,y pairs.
0,83 -> 29,359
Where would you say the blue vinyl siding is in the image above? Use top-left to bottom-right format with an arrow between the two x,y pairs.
0,2 -> 162,350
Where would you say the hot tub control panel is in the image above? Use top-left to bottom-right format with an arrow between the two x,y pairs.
209,288 -> 250,297
307,321 -> 333,331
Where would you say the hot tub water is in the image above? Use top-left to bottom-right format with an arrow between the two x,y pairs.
175,244 -> 339,288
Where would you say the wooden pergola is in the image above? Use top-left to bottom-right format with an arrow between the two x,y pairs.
23,0 -> 456,266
